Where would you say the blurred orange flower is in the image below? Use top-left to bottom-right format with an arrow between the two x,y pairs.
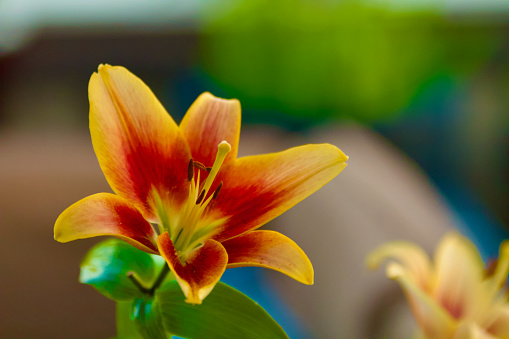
55,65 -> 348,304
367,233 -> 509,339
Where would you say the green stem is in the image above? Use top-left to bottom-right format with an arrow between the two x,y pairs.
128,264 -> 170,296
149,264 -> 170,295
127,272 -> 150,295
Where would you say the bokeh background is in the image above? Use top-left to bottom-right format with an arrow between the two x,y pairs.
1,0 -> 508,338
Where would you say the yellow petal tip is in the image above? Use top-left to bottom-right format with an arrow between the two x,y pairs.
53,229 -> 62,242
97,63 -> 112,71
53,214 -> 68,243
337,149 -> 349,163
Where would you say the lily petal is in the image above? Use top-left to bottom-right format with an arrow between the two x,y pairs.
453,322 -> 498,339
484,306 -> 509,338
485,240 -> 509,299
54,193 -> 158,254
210,143 -> 348,241
433,233 -> 485,320
366,240 -> 432,291
387,263 -> 457,339
89,65 -> 191,222
179,92 -> 241,166
222,230 -> 313,285
157,232 -> 228,304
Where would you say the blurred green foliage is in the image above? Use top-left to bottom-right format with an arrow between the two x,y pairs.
200,0 -> 502,124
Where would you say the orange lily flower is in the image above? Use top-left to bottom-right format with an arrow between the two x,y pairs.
367,233 -> 509,339
55,65 -> 348,304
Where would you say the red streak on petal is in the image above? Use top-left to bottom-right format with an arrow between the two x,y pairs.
209,183 -> 279,242
120,135 -> 190,219
439,294 -> 464,319
90,66 -> 191,221
110,202 -> 158,253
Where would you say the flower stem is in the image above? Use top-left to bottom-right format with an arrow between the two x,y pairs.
127,264 -> 170,296
127,272 -> 150,295
149,264 -> 170,295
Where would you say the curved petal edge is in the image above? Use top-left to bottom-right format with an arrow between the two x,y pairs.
223,230 -> 314,285
211,143 -> 348,241
89,65 -> 191,221
179,92 -> 241,166
157,232 -> 228,304
54,193 -> 158,254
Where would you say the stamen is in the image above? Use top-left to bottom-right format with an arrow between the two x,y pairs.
193,161 -> 208,172
196,189 -> 206,205
187,159 -> 194,182
173,141 -> 231,254
212,181 -> 223,200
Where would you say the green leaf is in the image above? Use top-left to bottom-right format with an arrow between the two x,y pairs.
80,238 -> 162,301
157,281 -> 288,339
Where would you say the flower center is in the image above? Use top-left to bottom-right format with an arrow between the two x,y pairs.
171,141 -> 231,259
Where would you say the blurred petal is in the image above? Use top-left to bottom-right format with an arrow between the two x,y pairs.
157,232 -> 228,304
485,241 -> 509,298
366,240 -> 432,291
179,92 -> 241,166
54,193 -> 158,254
222,230 -> 313,285
453,322 -> 498,339
387,263 -> 457,338
484,306 -> 509,337
210,144 -> 348,241
89,65 -> 191,221
433,233 -> 485,320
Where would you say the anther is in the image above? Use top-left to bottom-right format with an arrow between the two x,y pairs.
193,161 -> 208,172
212,181 -> 223,200
187,159 -> 194,182
205,167 -> 212,172
196,189 -> 206,205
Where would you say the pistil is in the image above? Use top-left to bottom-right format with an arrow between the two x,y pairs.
171,141 -> 231,258
200,141 -> 231,195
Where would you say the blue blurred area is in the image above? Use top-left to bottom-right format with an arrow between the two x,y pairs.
374,72 -> 509,258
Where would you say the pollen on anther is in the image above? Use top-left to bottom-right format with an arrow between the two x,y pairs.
212,181 -> 223,200
187,159 -> 194,182
196,189 -> 206,205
